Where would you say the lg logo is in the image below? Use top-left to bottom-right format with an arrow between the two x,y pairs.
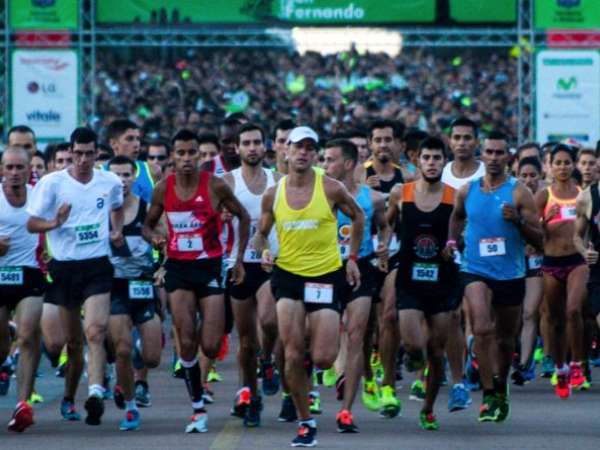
27,81 -> 57,94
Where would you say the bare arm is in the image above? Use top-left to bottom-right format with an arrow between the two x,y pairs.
385,183 -> 403,227
513,183 -> 543,250
109,205 -> 125,247
574,189 -> 598,265
373,191 -> 391,250
27,204 -> 71,234
254,186 -> 276,254
447,184 -> 468,245
142,180 -> 166,247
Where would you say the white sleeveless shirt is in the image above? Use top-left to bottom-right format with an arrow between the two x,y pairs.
0,185 -> 38,268
441,160 -> 485,190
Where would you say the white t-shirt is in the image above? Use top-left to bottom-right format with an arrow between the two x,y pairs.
0,185 -> 38,268
441,160 -> 485,189
27,169 -> 123,261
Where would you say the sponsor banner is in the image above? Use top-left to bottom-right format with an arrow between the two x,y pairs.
449,0 -> 516,23
96,0 -> 436,25
10,0 -> 78,30
535,50 -> 600,145
10,49 -> 79,141
535,0 -> 600,30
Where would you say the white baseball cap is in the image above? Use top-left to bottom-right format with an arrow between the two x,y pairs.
286,126 -> 319,145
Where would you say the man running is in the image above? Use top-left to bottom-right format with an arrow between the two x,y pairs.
27,127 -> 125,426
143,129 -> 250,433
146,139 -> 171,176
388,137 -> 458,430
107,155 -> 162,431
0,147 -> 47,432
273,119 -> 296,175
223,123 -> 281,427
446,130 -> 542,422
576,148 -> 598,190
256,126 -> 365,447
323,139 -> 390,433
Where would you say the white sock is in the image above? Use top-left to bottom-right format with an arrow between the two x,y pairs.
88,384 -> 104,398
126,399 -> 138,411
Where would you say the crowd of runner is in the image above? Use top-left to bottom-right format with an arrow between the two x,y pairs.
0,114 -> 598,447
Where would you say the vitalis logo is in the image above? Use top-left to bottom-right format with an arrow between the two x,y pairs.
26,110 -> 61,122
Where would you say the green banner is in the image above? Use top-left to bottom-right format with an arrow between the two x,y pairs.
450,0 -> 516,23
535,0 -> 600,29
96,0 -> 436,25
10,0 -> 78,30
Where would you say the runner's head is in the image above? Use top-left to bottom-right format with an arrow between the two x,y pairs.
345,128 -> 369,163
236,123 -> 265,167
108,155 -> 137,198
550,144 -> 576,183
286,126 -> 319,174
31,150 -> 47,179
147,138 -> 170,173
95,143 -> 114,167
449,116 -> 478,162
517,142 -> 542,162
323,139 -> 358,181
197,133 -> 220,164
273,119 -> 295,165
47,142 -> 72,172
369,119 -> 396,164
171,129 -> 200,176
219,117 -> 241,164
1,146 -> 30,189
70,127 -> 98,176
7,125 -> 36,156
481,130 -> 509,176
417,136 -> 446,183
576,148 -> 598,186
518,156 -> 542,194
405,129 -> 429,166
107,119 -> 141,160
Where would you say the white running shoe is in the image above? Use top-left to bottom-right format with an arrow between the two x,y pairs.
185,412 -> 208,433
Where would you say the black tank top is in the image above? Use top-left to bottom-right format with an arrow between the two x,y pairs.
589,183 -> 600,279
366,164 -> 404,198
396,182 -> 457,296
110,199 -> 147,256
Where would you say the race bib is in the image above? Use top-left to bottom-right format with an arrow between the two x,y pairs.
479,238 -> 506,257
177,236 -> 203,252
411,263 -> 439,282
0,267 -> 23,285
561,205 -> 576,220
528,255 -> 543,270
304,282 -> 333,304
75,223 -> 101,246
244,223 -> 260,262
128,280 -> 154,300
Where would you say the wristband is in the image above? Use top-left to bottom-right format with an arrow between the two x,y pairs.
348,254 -> 359,262
446,239 -> 457,247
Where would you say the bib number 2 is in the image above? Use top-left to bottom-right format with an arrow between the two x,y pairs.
177,236 -> 203,252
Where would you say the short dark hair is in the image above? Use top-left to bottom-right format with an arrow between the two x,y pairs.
197,133 -> 220,149
98,143 -> 114,156
226,112 -> 248,123
418,136 -> 447,158
577,147 -> 596,161
7,125 -> 35,141
368,119 -> 397,140
32,150 -> 47,166
236,123 -> 264,145
325,139 -> 358,165
518,156 -> 542,173
273,119 -> 296,137
70,127 -> 98,148
344,128 -> 368,140
171,129 -> 199,146
221,117 -> 241,129
450,116 -> 478,138
108,155 -> 136,172
46,142 -> 70,163
106,119 -> 139,143
486,130 -> 508,142
147,138 -> 171,156
517,142 -> 541,160
550,143 -> 576,163
392,121 -> 406,140
405,129 -> 429,152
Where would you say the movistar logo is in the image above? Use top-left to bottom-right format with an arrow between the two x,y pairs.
557,76 -> 577,91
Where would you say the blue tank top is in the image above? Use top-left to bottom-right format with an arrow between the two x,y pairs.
103,161 -> 155,204
461,177 -> 525,280
337,184 -> 374,260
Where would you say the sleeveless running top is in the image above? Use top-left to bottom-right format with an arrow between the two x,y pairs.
0,185 -> 38,268
274,170 -> 341,277
337,184 -> 374,260
441,161 -> 485,190
227,167 -> 278,267
365,162 -> 404,198
543,185 -> 580,225
110,199 -> 154,279
104,160 -> 155,204
207,155 -> 230,178
396,183 -> 457,295
164,172 -> 223,261
461,177 -> 525,280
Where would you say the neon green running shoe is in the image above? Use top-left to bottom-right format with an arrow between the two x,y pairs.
478,394 -> 500,422
28,391 -> 44,405
419,411 -> 439,430
379,385 -> 401,418
309,392 -> 322,415
322,367 -> 337,388
362,378 -> 381,411
410,380 -> 426,402
534,347 -> 544,364
208,367 -> 222,383
551,371 -> 558,386
58,349 -> 68,367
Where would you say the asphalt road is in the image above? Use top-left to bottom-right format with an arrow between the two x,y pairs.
1,333 -> 599,449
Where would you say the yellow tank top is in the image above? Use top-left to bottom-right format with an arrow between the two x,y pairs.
274,170 -> 341,277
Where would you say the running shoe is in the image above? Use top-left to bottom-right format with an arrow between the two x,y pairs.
336,409 -> 358,433
478,394 -> 500,422
448,383 -> 472,412
309,391 -> 322,415
260,359 -> 280,396
244,396 -> 262,428
207,367 -> 222,383
533,338 -> 544,364
379,385 -> 401,418
278,393 -> 297,422
185,412 -> 208,433
370,352 -> 384,383
419,411 -> 439,431
55,363 -> 66,378
202,384 -> 215,404
102,368 -> 114,400
409,380 -> 426,402
291,422 -> 317,447
135,382 -> 152,407
511,364 -> 530,386
84,395 -> 104,426
541,356 -> 555,378
335,374 -> 346,401
362,378 -> 381,411
404,351 -> 425,373
113,385 -> 126,410
569,362 -> 585,390
119,409 -> 140,431
28,390 -> 44,404
231,387 -> 251,418
464,350 -> 481,391
496,386 -> 510,422
8,401 -> 34,432
555,370 -> 571,399
60,399 -> 81,421
0,369 -> 10,396
322,367 -> 337,387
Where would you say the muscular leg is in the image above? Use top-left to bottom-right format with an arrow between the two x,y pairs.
446,308 -> 466,385
138,315 -> 162,369
59,307 -> 84,400
519,277 -> 543,366
257,281 -> 278,360
493,305 -> 522,383
14,297 -> 43,402
109,315 -> 134,401
379,269 -> 399,388
83,293 -> 111,389
309,308 -> 341,370
423,312 -> 451,414
542,274 -> 567,367
231,296 -> 259,395
41,303 -> 65,363
566,266 -> 588,362
398,309 -> 427,357
198,294 -> 225,359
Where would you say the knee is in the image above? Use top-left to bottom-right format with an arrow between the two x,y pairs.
115,342 -> 133,362
380,309 -> 397,331
178,336 -> 197,360
142,349 -> 161,369
522,307 -> 538,324
566,304 -> 583,322
202,339 -> 221,360
65,335 -> 84,352
312,350 -> 337,370
472,320 -> 494,338
85,323 -> 107,345
283,346 -> 304,368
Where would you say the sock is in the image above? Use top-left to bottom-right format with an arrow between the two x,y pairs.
299,418 -> 317,428
88,384 -> 104,398
63,396 -> 74,404
492,375 -> 506,395
556,364 -> 569,375
125,399 -> 138,411
181,358 -> 204,411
